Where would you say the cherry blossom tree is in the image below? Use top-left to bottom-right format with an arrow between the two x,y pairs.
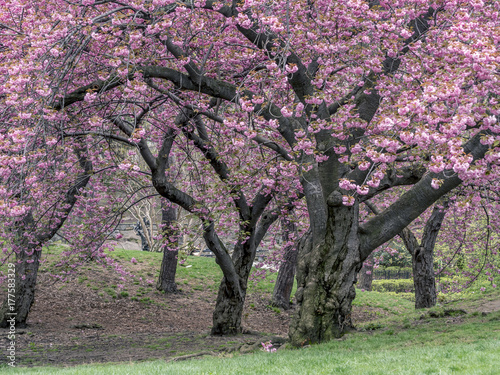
1,0 -> 499,346
0,144 -> 93,327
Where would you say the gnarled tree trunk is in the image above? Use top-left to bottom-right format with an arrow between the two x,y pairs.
211,241 -> 254,335
289,196 -> 362,346
157,200 -> 179,294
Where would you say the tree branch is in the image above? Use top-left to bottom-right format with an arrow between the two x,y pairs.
359,130 -> 490,260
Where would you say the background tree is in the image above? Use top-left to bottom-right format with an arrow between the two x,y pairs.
157,198 -> 180,293
271,217 -> 299,310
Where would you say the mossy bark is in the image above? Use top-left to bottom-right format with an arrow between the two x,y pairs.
289,200 -> 362,346
211,278 -> 246,335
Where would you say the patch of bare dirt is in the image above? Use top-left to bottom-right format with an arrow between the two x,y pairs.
475,299 -> 500,313
1,258 -> 297,367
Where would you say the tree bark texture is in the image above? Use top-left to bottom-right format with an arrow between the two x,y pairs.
0,244 -> 41,328
271,241 -> 298,310
289,197 -> 362,346
211,241 -> 255,335
157,201 -> 179,293
272,219 -> 298,310
412,245 -> 437,308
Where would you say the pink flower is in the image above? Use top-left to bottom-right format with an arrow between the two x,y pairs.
342,195 -> 355,206
130,257 -> 137,264
261,341 -> 276,353
281,107 -> 293,117
431,178 -> 442,190
84,92 -> 97,103
358,161 -> 371,171
356,185 -> 369,195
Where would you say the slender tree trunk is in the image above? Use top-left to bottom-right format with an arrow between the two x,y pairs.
157,200 -> 179,293
289,199 -> 362,346
0,244 -> 41,328
157,247 -> 179,293
358,253 -> 374,291
400,201 -> 448,309
271,243 -> 298,310
271,219 -> 298,310
412,246 -> 436,309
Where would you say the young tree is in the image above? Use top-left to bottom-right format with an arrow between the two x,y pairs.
2,1 -> 499,345
369,187 -> 499,308
366,197 -> 449,308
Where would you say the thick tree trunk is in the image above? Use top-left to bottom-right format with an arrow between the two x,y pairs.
358,253 -> 374,291
0,245 -> 42,328
272,219 -> 298,310
289,197 -> 362,346
157,200 -> 179,294
211,278 -> 246,335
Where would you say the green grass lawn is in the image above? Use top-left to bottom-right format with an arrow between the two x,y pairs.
3,309 -> 499,374
1,246 -> 499,374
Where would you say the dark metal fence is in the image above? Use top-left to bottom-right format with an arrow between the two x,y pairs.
374,269 -> 412,280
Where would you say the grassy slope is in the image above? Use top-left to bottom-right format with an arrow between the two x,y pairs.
1,247 -> 499,374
